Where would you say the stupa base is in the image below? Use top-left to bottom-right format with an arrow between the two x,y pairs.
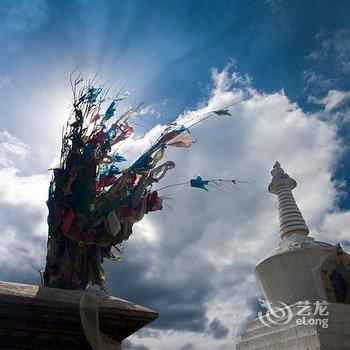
236,303 -> 350,350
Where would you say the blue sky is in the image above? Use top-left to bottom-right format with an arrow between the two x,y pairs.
1,1 -> 350,349
1,0 -> 350,205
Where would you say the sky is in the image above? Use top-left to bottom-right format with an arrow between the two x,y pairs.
0,0 -> 350,349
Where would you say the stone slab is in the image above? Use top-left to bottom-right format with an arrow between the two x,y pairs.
0,281 -> 158,350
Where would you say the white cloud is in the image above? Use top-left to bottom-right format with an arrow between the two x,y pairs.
114,66 -> 346,348
324,90 -> 350,112
0,166 -> 49,275
0,65 -> 349,349
0,130 -> 49,275
334,29 -> 350,72
0,167 -> 48,206
0,129 -> 30,168
321,211 -> 350,243
309,89 -> 350,112
307,29 -> 350,72
265,0 -> 292,33
302,71 -> 336,95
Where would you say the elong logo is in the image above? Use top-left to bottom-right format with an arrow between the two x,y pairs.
257,300 -> 329,329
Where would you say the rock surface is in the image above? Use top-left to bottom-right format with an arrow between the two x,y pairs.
0,281 -> 158,350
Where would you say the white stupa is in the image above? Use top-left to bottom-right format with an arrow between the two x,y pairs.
236,162 -> 350,350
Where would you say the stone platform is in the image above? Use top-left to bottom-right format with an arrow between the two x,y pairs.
236,303 -> 350,350
0,281 -> 158,350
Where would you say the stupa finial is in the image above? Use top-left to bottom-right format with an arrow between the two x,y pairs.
268,161 -> 309,240
271,161 -> 288,179
269,161 -> 296,194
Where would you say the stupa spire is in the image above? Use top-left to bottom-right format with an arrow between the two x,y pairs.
268,161 -> 309,240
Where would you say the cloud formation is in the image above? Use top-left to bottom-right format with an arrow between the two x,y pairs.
0,130 -> 49,281
207,318 -> 229,340
0,65 -> 348,349
123,340 -> 150,350
0,129 -> 30,168
307,29 -> 350,73
308,89 -> 350,112
105,65 -> 344,348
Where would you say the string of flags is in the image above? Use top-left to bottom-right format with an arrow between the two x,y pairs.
155,176 -> 248,192
43,72 -> 249,290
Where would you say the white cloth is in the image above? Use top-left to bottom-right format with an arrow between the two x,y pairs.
107,211 -> 121,237
79,290 -> 122,350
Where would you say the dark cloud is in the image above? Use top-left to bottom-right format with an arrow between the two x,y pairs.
342,240 -> 350,249
247,296 -> 268,318
207,318 -> 229,340
0,201 -> 46,284
0,61 -> 344,350
0,202 -> 45,241
105,238 -> 214,332
122,340 -> 150,350
237,296 -> 268,338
